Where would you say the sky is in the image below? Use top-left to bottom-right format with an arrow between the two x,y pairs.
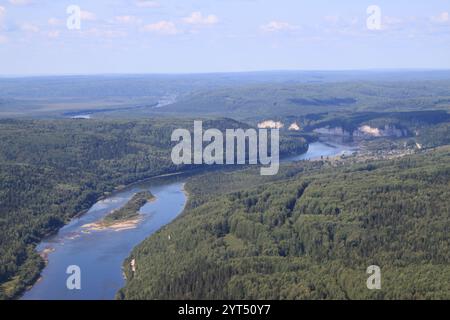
0,0 -> 450,75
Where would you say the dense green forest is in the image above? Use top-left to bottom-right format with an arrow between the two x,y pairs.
0,119 -> 180,299
0,118 -> 307,299
1,74 -> 449,300
119,147 -> 450,300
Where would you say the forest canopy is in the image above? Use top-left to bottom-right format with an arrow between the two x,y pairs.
119,147 -> 450,300
0,118 -> 307,299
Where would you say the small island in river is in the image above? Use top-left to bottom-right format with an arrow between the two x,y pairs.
82,191 -> 155,232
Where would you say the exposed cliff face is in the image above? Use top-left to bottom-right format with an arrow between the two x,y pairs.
257,120 -> 284,129
355,125 -> 408,138
314,125 -> 408,138
288,122 -> 301,131
258,120 -> 301,131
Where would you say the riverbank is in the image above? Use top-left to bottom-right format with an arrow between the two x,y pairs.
22,140 -> 355,300
80,194 -> 157,232
22,180 -> 189,300
16,170 -> 192,300
81,217 -> 143,232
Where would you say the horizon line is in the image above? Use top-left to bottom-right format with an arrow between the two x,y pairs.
2,68 -> 450,79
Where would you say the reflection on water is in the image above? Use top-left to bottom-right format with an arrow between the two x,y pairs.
22,140 -> 354,300
283,140 -> 356,162
22,179 -> 187,300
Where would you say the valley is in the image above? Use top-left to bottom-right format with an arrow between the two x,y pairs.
21,140 -> 351,300
0,71 -> 449,300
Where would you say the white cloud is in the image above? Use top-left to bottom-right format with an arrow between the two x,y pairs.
431,12 -> 449,24
47,30 -> 60,39
136,1 -> 160,8
368,15 -> 402,32
142,20 -> 179,35
0,7 -> 4,33
324,15 -> 359,27
0,6 -> 5,21
383,16 -> 403,27
80,10 -> 96,21
183,12 -> 219,25
0,34 -> 7,44
83,28 -> 127,38
260,21 -> 299,33
324,15 -> 340,24
8,0 -> 32,6
20,22 -> 39,33
115,15 -> 142,25
48,18 -> 63,26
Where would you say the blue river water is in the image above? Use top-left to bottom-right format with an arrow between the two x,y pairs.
22,141 -> 354,300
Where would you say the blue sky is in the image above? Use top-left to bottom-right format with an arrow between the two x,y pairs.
1,0 -> 450,75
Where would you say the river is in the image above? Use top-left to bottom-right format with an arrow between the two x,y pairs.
22,140 -> 355,300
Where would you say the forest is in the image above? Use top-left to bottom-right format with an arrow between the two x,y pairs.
1,74 -> 450,300
2,72 -> 450,121
118,146 -> 450,300
0,118 -> 307,299
0,119 -> 179,299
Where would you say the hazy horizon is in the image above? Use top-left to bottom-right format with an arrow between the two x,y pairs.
2,68 -> 450,78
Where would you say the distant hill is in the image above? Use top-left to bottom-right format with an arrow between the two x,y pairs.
2,71 -> 450,119
156,79 -> 450,122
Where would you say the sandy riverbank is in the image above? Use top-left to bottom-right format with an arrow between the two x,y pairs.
39,247 -> 55,263
82,216 -> 143,232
